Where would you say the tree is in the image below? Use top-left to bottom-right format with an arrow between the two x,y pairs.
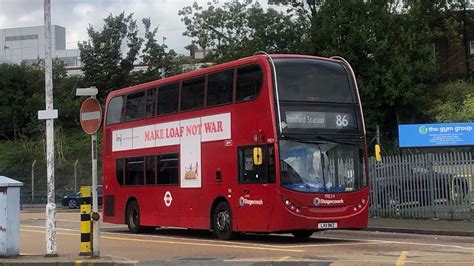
428,81 -> 474,122
179,1 -> 310,63
140,18 -> 179,81
181,1 -> 464,145
79,12 -> 144,100
0,63 -> 44,140
79,13 -> 185,98
307,1 -> 462,140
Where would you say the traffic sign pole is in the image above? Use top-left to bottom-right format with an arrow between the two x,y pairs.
91,131 -> 100,257
77,88 -> 101,257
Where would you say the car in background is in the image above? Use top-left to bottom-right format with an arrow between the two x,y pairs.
61,185 -> 102,209
373,164 -> 470,208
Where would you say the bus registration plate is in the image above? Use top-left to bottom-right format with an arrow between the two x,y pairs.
318,222 -> 338,229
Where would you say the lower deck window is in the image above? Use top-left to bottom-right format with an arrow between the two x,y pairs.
116,153 -> 179,186
157,154 -> 179,185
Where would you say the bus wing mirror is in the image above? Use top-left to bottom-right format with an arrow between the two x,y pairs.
253,147 -> 263,166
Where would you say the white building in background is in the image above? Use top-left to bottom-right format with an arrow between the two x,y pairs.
0,25 -> 81,67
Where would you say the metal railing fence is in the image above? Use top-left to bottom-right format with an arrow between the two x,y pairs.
12,159 -> 100,204
369,152 -> 473,220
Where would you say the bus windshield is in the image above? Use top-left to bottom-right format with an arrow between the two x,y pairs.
273,58 -> 355,103
280,140 -> 366,193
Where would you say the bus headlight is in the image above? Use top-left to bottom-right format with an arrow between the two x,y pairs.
283,198 -> 302,214
353,198 -> 367,212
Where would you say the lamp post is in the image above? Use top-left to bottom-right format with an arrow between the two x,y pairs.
38,0 -> 58,257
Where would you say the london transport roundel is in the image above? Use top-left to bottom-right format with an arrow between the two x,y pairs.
80,98 -> 102,135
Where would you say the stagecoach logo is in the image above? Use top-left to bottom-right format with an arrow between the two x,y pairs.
239,196 -> 263,207
164,191 -> 173,207
313,197 -> 344,206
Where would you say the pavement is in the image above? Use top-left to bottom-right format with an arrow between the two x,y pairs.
367,217 -> 474,237
0,255 -> 136,266
2,206 -> 472,265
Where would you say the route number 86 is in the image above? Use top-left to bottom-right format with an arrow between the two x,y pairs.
336,115 -> 349,127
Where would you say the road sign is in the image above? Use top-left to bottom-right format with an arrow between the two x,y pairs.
80,98 -> 102,135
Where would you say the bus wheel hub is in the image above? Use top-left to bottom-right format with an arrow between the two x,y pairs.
216,211 -> 229,231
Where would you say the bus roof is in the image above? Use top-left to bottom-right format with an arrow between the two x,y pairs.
106,54 -> 342,100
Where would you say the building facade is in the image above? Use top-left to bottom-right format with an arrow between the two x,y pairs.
0,25 -> 80,67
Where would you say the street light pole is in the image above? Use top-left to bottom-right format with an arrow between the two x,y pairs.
42,0 -> 58,257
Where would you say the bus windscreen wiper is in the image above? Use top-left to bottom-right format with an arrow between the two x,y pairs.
282,134 -> 356,145
313,135 -> 358,145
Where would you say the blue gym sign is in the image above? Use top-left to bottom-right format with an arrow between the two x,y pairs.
398,122 -> 474,148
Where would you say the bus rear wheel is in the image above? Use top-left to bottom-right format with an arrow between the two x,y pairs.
292,230 -> 313,240
213,201 -> 234,240
126,200 -> 154,233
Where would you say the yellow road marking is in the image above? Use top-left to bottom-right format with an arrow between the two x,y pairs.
74,259 -> 83,266
277,256 -> 291,261
225,258 -> 474,264
20,228 -> 304,253
20,224 -> 293,249
396,251 -> 408,266
287,237 -> 474,251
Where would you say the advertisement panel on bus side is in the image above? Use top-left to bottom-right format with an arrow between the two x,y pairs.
111,113 -> 231,188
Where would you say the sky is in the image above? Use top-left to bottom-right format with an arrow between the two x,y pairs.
0,0 -> 258,54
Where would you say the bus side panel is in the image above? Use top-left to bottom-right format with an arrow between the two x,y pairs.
137,187 -> 158,226
102,156 -> 124,224
229,67 -> 277,232
196,138 -> 238,230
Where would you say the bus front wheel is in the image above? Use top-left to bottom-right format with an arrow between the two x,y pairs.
213,201 -> 234,240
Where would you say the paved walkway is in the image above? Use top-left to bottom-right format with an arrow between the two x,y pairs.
368,217 -> 474,237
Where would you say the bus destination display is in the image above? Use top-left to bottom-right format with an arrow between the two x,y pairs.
284,111 -> 356,130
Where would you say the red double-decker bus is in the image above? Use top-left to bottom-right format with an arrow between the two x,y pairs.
102,54 -> 369,240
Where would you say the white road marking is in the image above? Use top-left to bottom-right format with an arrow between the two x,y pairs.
20,225 -> 304,253
20,224 -> 474,251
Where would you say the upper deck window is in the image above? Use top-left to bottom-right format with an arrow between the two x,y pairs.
158,83 -> 179,115
125,91 -> 145,121
145,88 -> 157,118
207,70 -> 233,107
181,77 -> 205,111
236,64 -> 263,102
274,58 -> 355,103
106,95 -> 125,125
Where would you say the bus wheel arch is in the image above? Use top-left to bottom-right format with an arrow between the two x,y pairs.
210,197 -> 235,240
124,197 -> 155,234
124,196 -> 138,224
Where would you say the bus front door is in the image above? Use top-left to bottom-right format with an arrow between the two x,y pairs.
235,145 -> 276,232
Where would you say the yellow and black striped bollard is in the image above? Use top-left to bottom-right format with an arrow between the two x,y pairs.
79,186 -> 92,256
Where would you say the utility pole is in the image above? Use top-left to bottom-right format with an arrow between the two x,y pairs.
376,125 -> 380,145
38,0 -> 58,257
375,125 -> 382,162
31,160 -> 36,202
74,159 -> 79,192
